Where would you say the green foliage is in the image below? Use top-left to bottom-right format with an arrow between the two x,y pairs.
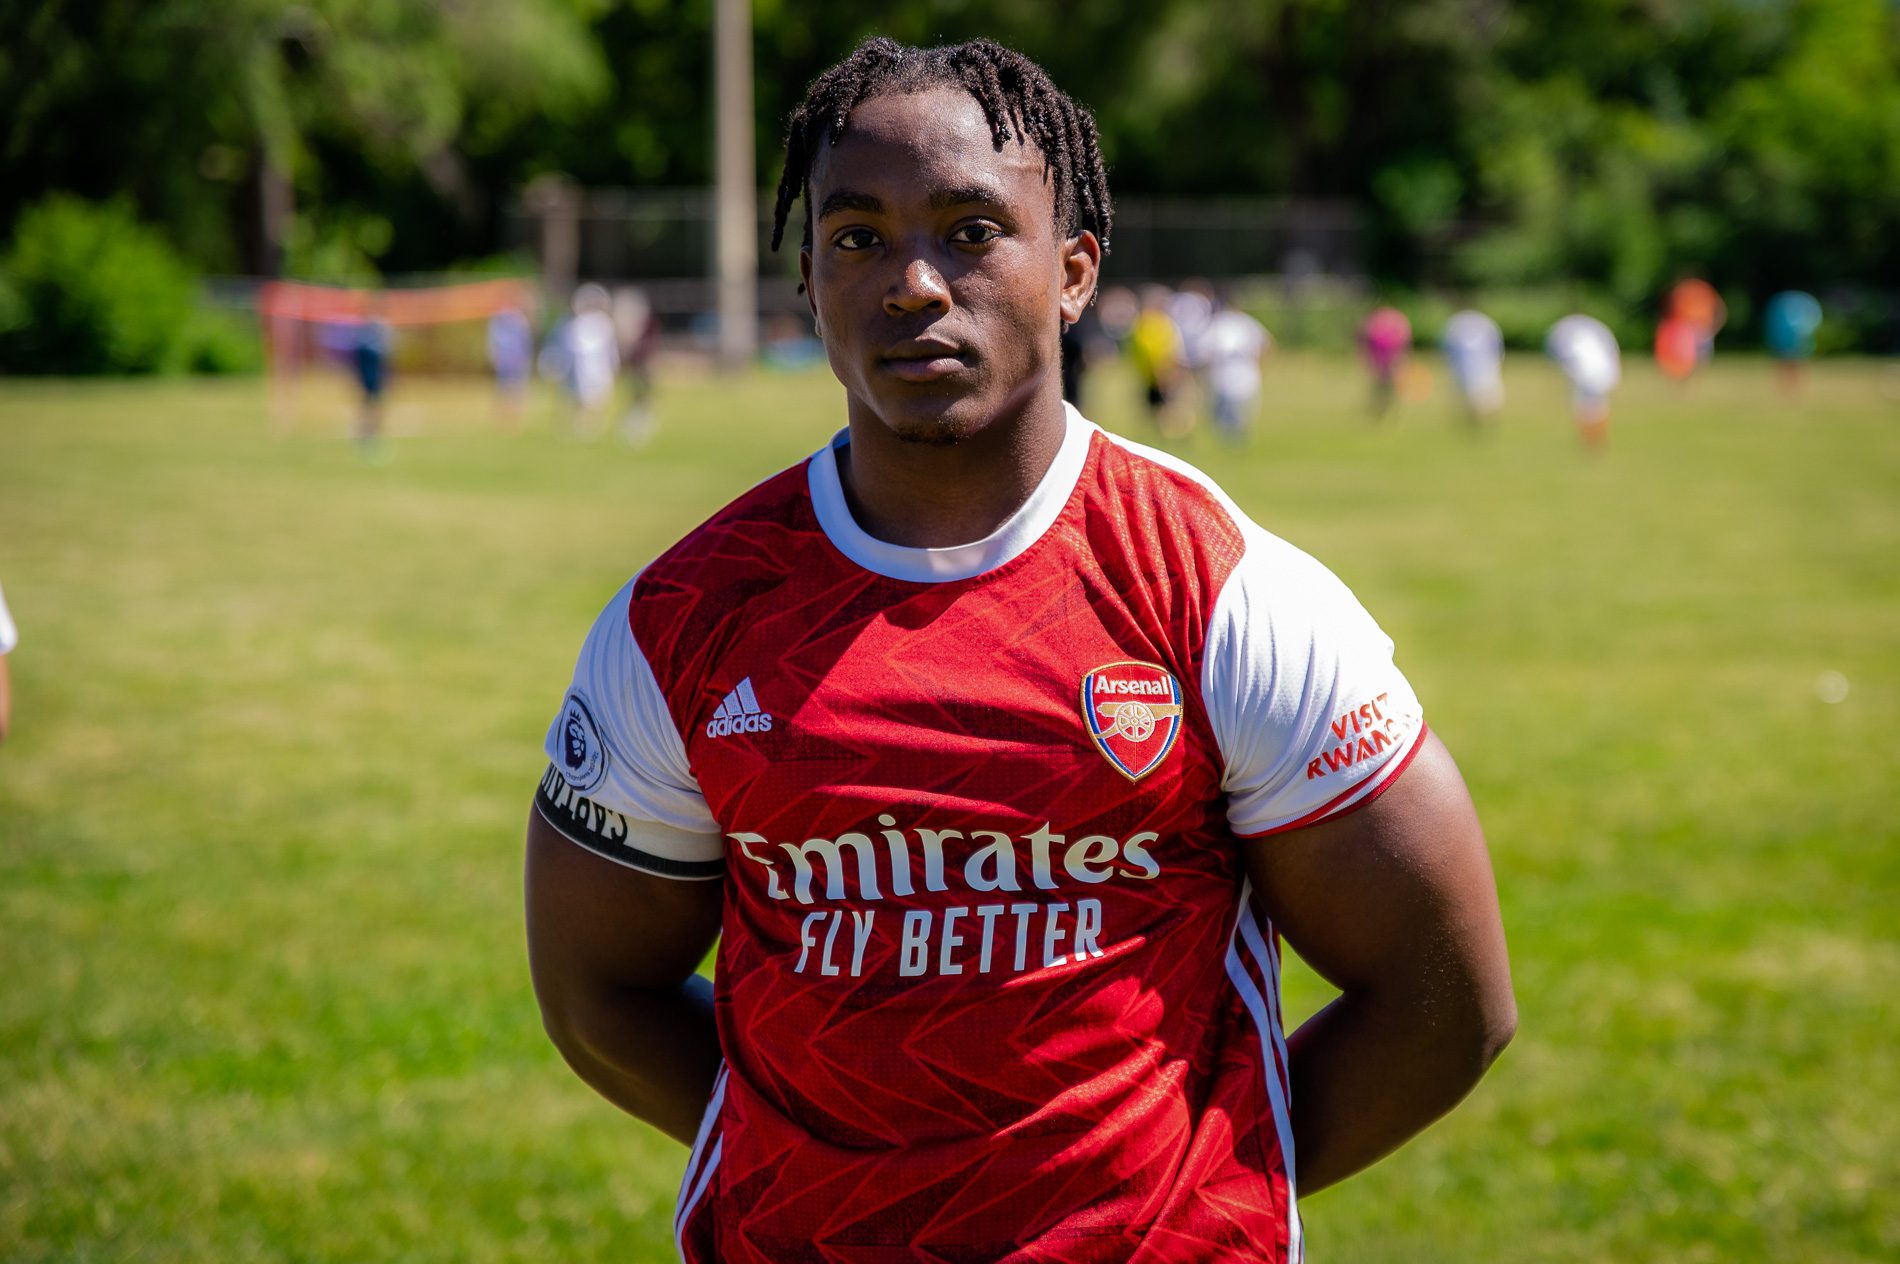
1809,288 -> 1899,356
180,308 -> 266,375
1451,286 -> 1645,352
2,0 -> 1895,341
0,0 -> 610,274
1235,279 -> 1373,354
442,253 -> 540,279
1450,0 -> 1900,320
0,196 -> 200,375
0,197 -> 263,376
1236,282 -> 1641,353
283,208 -> 392,286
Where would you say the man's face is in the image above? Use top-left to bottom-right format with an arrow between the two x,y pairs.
800,87 -> 1099,445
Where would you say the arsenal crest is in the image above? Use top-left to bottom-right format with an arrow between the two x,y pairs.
1081,660 -> 1185,781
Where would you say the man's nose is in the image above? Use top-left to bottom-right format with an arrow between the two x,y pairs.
884,258 -> 950,316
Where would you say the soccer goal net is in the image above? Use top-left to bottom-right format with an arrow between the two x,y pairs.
256,276 -> 536,431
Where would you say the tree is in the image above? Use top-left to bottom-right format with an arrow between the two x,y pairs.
3,0 -> 1893,340
1452,0 -> 1900,311
0,0 -> 610,276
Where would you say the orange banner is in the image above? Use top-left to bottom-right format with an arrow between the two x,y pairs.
256,278 -> 531,326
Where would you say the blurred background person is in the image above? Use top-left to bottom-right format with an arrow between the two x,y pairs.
0,577 -> 14,745
613,286 -> 659,445
1654,311 -> 1702,384
486,301 -> 535,429
542,283 -> 619,438
1764,290 -> 1824,397
1200,293 -> 1270,443
1128,285 -> 1187,436
1361,305 -> 1412,419
1546,313 -> 1621,451
1168,278 -> 1216,402
351,291 -> 393,456
1442,308 -> 1504,427
1093,285 -> 1138,350
1667,277 -> 1727,370
1656,277 -> 1725,385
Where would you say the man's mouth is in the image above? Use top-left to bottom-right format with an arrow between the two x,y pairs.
880,339 -> 971,383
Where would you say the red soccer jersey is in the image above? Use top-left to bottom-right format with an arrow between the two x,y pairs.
537,405 -> 1425,1262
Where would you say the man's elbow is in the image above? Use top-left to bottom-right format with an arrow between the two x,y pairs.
534,976 -> 672,1072
533,974 -> 621,1066
1422,976 -> 1516,1086
1466,980 -> 1517,1076
1479,992 -> 1517,1069
532,981 -> 589,1065
536,994 -> 583,1060
536,984 -> 650,1104
527,949 -> 610,1056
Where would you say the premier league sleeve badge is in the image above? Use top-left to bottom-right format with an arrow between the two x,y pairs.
1081,661 -> 1185,781
556,691 -> 610,794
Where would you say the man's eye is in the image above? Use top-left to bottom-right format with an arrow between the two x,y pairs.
951,224 -> 1002,245
835,228 -> 878,250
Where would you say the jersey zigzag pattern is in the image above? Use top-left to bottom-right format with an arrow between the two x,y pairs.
546,407 -> 1423,1262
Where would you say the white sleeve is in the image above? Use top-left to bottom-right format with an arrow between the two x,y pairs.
0,582 -> 15,654
536,577 -> 725,879
1202,524 -> 1426,838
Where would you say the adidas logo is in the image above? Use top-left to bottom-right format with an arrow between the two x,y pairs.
705,677 -> 775,739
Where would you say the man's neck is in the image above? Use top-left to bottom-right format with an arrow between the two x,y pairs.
836,389 -> 1070,550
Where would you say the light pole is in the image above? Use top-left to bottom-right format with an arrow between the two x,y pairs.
714,0 -> 757,371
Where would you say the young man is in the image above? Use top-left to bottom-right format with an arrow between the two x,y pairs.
0,578 -> 15,744
1441,309 -> 1504,427
525,38 -> 1514,1263
1546,313 -> 1621,450
350,292 -> 393,455
486,302 -> 535,428
1201,293 -> 1272,441
1763,290 -> 1822,396
1359,305 -> 1412,419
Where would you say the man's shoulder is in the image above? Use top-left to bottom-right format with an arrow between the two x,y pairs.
1078,426 -> 1364,617
1083,428 -> 1251,549
1059,427 -> 1262,634
634,457 -> 819,598
612,452 -> 836,684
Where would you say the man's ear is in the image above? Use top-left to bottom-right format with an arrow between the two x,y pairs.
800,248 -> 816,316
1059,229 -> 1103,326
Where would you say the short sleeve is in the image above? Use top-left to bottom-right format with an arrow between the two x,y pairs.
537,577 -> 725,879
0,582 -> 15,655
1202,525 -> 1426,838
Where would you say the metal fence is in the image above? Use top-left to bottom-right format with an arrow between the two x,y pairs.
503,183 -> 1365,326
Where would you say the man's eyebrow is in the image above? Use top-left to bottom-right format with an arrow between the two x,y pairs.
816,189 -> 883,219
929,183 -> 1008,210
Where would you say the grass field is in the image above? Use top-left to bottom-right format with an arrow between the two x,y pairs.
2,354 -> 1896,1262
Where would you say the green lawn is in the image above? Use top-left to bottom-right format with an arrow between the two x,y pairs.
2,354 -> 1896,1262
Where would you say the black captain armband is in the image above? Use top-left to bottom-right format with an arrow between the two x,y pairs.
533,765 -> 726,880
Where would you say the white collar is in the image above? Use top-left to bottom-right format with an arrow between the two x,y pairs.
807,402 -> 1097,583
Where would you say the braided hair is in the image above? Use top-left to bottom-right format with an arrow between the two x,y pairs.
770,37 -> 1113,258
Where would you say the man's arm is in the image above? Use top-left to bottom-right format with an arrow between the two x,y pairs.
524,804 -> 726,1144
1245,730 -> 1515,1194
